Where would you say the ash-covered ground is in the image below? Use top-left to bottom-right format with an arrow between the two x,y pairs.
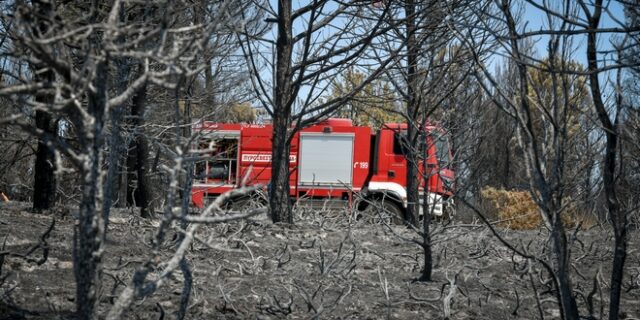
1,202 -> 639,319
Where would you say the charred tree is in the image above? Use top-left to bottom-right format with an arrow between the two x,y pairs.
103,7 -> 130,229
419,158 -> 433,282
404,0 -> 419,227
239,1 -> 393,224
32,110 -> 56,212
74,59 -> 108,320
582,1 -> 627,318
499,2 -> 578,318
127,80 -> 154,218
3,0 -> 218,317
270,0 -> 294,224
31,0 -> 56,212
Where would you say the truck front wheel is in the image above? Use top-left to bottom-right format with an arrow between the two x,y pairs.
356,198 -> 403,225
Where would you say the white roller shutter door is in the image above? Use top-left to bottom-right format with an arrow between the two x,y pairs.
299,134 -> 354,186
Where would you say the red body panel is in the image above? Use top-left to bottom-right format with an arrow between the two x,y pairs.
191,119 -> 453,208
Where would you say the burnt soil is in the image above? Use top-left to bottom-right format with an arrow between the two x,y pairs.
1,202 -> 639,319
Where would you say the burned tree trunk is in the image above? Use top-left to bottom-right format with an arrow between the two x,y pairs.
31,0 -> 56,212
239,1 -> 395,224
103,53 -> 130,230
498,2 -> 578,318
404,0 -> 419,227
126,80 -> 154,218
104,0 -> 132,219
419,165 -> 433,282
549,206 -> 579,320
270,0 -> 294,224
33,110 -> 56,212
270,117 -> 293,223
584,2 -> 627,317
74,60 -> 108,320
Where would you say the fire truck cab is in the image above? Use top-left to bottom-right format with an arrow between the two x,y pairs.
191,118 -> 454,218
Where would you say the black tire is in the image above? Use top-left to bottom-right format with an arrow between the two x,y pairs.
381,200 -> 404,225
226,192 -> 268,212
209,190 -> 267,212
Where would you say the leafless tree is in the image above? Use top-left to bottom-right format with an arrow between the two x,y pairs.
0,0 -> 239,317
580,2 -> 638,317
29,1 -> 57,212
370,0 -> 478,281
618,1 -> 640,220
237,0 -> 400,223
450,0 -> 640,318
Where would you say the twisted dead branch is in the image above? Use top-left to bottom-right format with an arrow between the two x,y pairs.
106,185 -> 265,320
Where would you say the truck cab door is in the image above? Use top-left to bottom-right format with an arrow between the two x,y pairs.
388,131 -> 409,185
371,129 -> 408,187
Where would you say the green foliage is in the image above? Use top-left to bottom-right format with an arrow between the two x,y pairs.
526,57 -> 591,141
330,68 -> 403,128
227,103 -> 257,123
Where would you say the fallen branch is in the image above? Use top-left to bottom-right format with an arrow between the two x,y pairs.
106,185 -> 263,320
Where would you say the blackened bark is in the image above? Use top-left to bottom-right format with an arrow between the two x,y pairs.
103,104 -> 124,217
74,60 -> 108,320
500,2 -> 578,318
130,82 -> 154,218
176,106 -> 194,319
502,136 -> 511,188
204,58 -> 216,110
419,164 -> 433,281
103,46 -> 130,232
270,115 -> 293,223
585,2 -> 627,318
176,257 -> 192,320
270,0 -> 294,224
117,162 -> 129,208
404,0 -> 419,226
204,59 -> 214,92
609,227 -> 627,320
126,144 -> 137,206
33,110 -> 57,212
550,214 -> 579,320
32,0 -> 56,212
405,130 -> 419,226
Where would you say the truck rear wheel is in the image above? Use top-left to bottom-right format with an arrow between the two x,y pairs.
224,191 -> 268,212
203,191 -> 268,212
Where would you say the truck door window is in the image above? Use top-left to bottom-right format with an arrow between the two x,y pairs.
394,131 -> 426,157
393,132 -> 408,155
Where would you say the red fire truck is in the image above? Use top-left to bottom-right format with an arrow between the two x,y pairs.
191,118 -> 455,218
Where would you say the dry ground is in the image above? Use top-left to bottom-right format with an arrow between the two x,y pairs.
1,201 -> 639,319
